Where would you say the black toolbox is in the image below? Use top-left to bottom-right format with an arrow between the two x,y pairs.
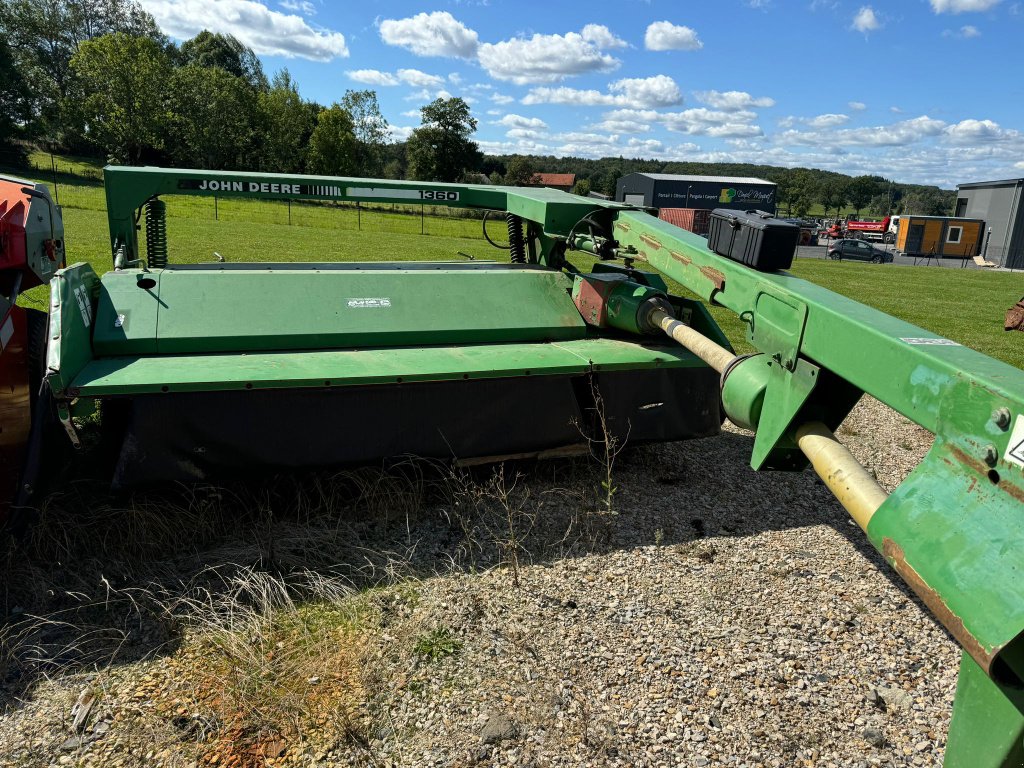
707,209 -> 799,272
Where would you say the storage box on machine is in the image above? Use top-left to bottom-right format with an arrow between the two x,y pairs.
707,209 -> 799,272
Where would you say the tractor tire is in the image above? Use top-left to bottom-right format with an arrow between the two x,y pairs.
24,308 -> 48,411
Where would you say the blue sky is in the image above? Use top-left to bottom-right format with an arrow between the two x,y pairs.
140,0 -> 1022,187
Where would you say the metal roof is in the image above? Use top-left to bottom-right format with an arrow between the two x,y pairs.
957,178 -> 1024,189
630,173 -> 775,185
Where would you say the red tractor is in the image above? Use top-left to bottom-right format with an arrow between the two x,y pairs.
0,175 -> 65,524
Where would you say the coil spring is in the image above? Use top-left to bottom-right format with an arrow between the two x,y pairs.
506,213 -> 526,263
145,198 -> 168,269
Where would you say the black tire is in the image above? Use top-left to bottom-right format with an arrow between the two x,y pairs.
871,255 -> 882,264
829,253 -> 841,260
883,232 -> 895,244
24,308 -> 48,412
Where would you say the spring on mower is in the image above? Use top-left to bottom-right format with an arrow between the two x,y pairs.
506,213 -> 526,263
145,198 -> 168,269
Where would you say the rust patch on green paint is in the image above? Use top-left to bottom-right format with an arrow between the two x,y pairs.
699,266 -> 726,292
616,222 -> 631,233
882,537 -> 998,677
670,250 -> 692,266
640,233 -> 662,250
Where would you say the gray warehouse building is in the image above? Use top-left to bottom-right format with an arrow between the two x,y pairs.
615,173 -> 777,215
955,177 -> 1024,268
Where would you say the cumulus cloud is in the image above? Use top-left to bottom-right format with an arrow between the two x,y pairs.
397,68 -> 445,87
780,113 -> 850,128
140,0 -> 348,60
644,21 -> 703,51
930,0 -> 1001,11
779,115 -> 947,147
848,101 -> 867,110
346,68 -> 444,87
379,11 -> 479,58
852,6 -> 882,32
522,75 -> 682,109
496,114 -> 549,130
478,25 -> 625,84
695,90 -> 775,111
490,93 -> 515,104
279,0 -> 315,14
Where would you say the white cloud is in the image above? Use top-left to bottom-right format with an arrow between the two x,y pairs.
506,128 -> 546,140
780,113 -> 850,128
943,118 -> 1019,144
379,11 -> 479,58
930,0 -> 1001,12
400,110 -> 421,119
580,23 -> 629,49
852,6 -> 881,32
960,24 -> 982,35
1016,161 -> 1024,170
644,21 -> 703,51
279,0 -> 315,14
140,0 -> 348,60
347,69 -> 398,86
490,93 -> 515,104
695,90 -> 775,111
388,125 -> 414,141
779,115 -> 947,147
448,72 -> 462,85
397,68 -> 445,87
496,113 -> 548,129
347,68 -> 444,88
523,75 -> 682,109
478,25 -> 625,84
848,101 -> 867,111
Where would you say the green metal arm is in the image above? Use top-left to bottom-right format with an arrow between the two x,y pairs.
608,210 -> 1024,767
103,166 -> 633,269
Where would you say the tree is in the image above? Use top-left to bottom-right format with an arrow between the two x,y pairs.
788,169 -> 818,218
307,105 -> 358,176
504,155 -> 537,186
900,188 -> 951,216
0,0 -> 163,145
167,64 -> 259,169
602,168 -> 622,198
179,30 -> 267,92
573,178 -> 592,197
818,179 -> 847,217
0,38 -> 30,162
406,97 -> 479,182
70,32 -> 171,163
259,69 -> 315,173
339,89 -> 389,177
846,175 -> 880,216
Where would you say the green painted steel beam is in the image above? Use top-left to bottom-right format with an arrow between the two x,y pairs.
68,337 -> 702,396
102,166 -> 635,268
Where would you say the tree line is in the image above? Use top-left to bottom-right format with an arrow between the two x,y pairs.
0,0 -> 953,216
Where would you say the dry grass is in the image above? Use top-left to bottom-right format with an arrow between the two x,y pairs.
0,449 -> 619,766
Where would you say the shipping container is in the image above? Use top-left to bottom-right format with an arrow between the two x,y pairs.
658,207 -> 711,236
616,173 -> 777,215
896,216 -> 985,260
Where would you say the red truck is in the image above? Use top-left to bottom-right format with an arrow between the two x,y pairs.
842,215 -> 899,244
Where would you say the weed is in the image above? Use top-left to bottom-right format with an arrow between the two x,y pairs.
413,627 -> 463,662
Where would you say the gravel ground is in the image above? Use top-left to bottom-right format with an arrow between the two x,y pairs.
0,396 -> 955,768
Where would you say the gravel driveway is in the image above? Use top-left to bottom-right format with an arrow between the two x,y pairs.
0,398 -> 955,768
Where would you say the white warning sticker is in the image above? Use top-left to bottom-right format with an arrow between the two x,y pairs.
347,297 -> 392,309
900,337 -> 961,346
1003,415 -> 1024,468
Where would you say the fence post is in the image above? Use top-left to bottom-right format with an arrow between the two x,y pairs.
49,153 -> 59,206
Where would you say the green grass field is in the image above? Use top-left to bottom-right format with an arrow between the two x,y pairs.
12,156 -> 1024,370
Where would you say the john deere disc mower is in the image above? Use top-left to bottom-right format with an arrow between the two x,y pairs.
2,166 -> 1023,766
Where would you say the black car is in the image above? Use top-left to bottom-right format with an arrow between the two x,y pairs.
826,238 -> 893,263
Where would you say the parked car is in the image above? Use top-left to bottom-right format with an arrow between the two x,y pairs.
826,238 -> 894,263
